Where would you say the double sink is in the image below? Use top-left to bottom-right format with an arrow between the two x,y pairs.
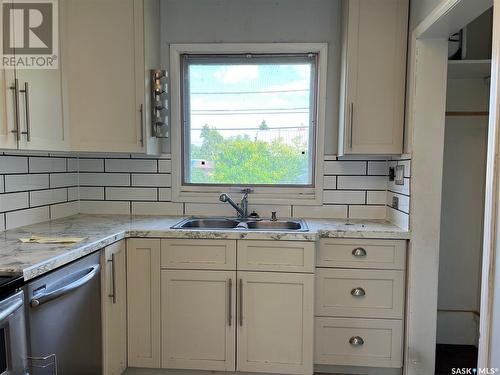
171,217 -> 309,232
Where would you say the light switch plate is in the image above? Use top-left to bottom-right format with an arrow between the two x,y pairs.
395,165 -> 405,185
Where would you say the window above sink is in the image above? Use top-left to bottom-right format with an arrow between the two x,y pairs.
170,43 -> 328,206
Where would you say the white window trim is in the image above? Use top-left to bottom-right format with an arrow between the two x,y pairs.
170,43 -> 327,205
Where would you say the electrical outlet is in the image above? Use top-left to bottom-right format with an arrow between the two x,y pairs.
395,165 -> 405,185
392,196 -> 399,210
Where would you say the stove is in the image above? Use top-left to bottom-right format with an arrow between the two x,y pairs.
0,274 -> 24,300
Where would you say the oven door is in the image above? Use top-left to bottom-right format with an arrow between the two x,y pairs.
0,290 -> 28,375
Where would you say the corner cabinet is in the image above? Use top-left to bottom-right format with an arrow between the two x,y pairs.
338,0 -> 409,155
101,241 -> 127,375
61,0 -> 160,154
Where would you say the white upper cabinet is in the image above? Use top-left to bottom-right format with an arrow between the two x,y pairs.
62,0 -> 160,154
0,0 -> 67,151
338,0 -> 409,155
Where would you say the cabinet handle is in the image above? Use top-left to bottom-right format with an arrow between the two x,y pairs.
349,336 -> 364,346
228,278 -> 232,326
351,287 -> 366,297
352,247 -> 367,257
239,279 -> 243,327
139,104 -> 144,147
349,102 -> 354,149
9,78 -> 20,138
20,82 -> 31,142
107,253 -> 116,304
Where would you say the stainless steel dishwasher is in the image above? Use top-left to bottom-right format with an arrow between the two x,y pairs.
25,252 -> 102,375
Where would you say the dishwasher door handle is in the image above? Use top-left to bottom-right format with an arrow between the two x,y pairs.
30,264 -> 100,308
0,297 -> 23,323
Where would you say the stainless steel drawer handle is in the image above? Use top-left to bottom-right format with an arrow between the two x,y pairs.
349,336 -> 364,346
352,247 -> 367,257
108,253 -> 117,304
351,287 -> 366,297
228,278 -> 232,326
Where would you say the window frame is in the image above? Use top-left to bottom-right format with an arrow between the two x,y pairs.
170,43 -> 327,205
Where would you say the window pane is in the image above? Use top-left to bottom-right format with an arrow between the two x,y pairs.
183,55 -> 316,186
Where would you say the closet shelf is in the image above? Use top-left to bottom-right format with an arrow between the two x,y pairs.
448,59 -> 492,79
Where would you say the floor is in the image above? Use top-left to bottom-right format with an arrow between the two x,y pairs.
435,344 -> 478,375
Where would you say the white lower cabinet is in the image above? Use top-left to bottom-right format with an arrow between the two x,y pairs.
237,271 -> 314,375
102,241 -> 127,375
161,269 -> 236,371
126,238 -> 161,368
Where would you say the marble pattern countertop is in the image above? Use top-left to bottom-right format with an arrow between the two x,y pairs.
0,214 -> 410,281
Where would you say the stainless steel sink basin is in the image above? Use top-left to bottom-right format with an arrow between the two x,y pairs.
174,218 -> 240,229
171,217 -> 308,232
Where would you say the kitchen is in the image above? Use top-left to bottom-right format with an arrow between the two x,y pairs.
0,0 -> 499,375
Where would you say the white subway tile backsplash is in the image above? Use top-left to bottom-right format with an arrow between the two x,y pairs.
105,159 -> 157,173
323,190 -> 365,205
0,178 -> 3,193
30,188 -> 67,207
184,203 -> 239,217
106,187 -> 157,201
159,188 -> 172,201
79,187 -> 104,200
0,214 -> 4,231
387,191 -> 410,214
388,177 -> 410,196
79,173 -> 129,187
80,201 -> 130,215
131,173 -> 171,187
50,173 -> 78,188
338,176 -> 387,190
132,201 -> 183,215
323,176 -> 336,189
50,201 -> 79,220
0,192 -> 29,211
29,157 -> 66,173
367,191 -> 387,205
349,205 -> 386,219
68,187 -> 79,201
6,206 -> 50,230
293,205 -> 348,219
74,158 -> 104,172
324,161 -> 366,175
367,161 -> 388,176
158,159 -> 172,173
0,156 -> 28,173
387,206 -> 409,230
5,174 -> 49,192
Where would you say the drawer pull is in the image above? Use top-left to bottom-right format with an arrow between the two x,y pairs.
352,247 -> 367,257
349,336 -> 364,346
351,287 -> 366,297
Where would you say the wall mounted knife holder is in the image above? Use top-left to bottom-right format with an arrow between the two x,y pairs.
151,69 -> 169,138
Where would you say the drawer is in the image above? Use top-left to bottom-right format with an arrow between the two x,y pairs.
161,239 -> 236,270
314,317 -> 403,368
318,238 -> 406,270
315,268 -> 405,319
237,240 -> 315,273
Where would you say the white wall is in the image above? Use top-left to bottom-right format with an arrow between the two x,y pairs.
410,0 -> 445,28
437,79 -> 489,345
160,0 -> 341,155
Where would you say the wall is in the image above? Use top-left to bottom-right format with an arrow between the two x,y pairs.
160,0 -> 341,155
77,153 -> 390,221
437,78 -> 489,345
410,0 -> 445,29
0,152 -> 79,231
387,156 -> 411,230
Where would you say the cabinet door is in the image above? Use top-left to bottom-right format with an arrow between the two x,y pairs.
0,2 -> 22,149
15,0 -> 68,151
237,272 -> 314,375
62,0 -> 145,153
161,270 -> 236,371
126,239 -> 160,368
340,0 -> 408,155
102,241 -> 127,375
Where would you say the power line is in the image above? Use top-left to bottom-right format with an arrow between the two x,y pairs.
191,88 -> 309,95
192,107 -> 308,112
192,111 -> 309,116
190,126 -> 310,131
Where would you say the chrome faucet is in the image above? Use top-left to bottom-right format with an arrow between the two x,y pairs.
219,188 -> 252,218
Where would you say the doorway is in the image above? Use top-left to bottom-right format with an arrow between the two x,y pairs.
435,9 -> 492,374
